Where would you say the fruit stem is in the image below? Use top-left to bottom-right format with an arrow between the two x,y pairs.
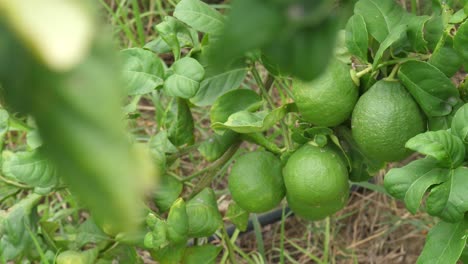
355,65 -> 372,78
188,141 -> 241,198
385,64 -> 401,81
221,225 -> 239,264
242,133 -> 282,155
251,66 -> 293,150
323,217 -> 331,264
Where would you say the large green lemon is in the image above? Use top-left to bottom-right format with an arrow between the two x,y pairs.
228,151 -> 285,213
292,59 -> 358,127
351,80 -> 426,162
283,144 -> 349,221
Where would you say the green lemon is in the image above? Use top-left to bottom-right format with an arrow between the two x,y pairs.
351,80 -> 426,162
228,151 -> 285,213
292,59 -> 358,127
283,144 -> 349,221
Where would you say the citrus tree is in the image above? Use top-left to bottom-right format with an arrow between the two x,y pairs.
0,0 -> 468,263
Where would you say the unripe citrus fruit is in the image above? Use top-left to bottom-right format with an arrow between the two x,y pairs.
351,80 -> 425,162
228,151 -> 285,213
283,144 -> 349,220
292,59 -> 358,127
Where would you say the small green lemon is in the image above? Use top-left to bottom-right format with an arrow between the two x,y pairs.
228,151 -> 285,213
351,80 -> 426,162
292,59 -> 358,127
283,144 -> 349,221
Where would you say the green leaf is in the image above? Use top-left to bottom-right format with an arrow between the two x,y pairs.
182,245 -> 222,264
451,103 -> 468,144
155,17 -> 198,60
345,14 -> 368,62
210,89 -> 262,129
186,188 -> 222,238
151,243 -> 186,264
429,34 -> 463,77
212,104 -> 294,134
427,167 -> 468,222
75,218 -> 109,248
173,0 -> 226,35
460,244 -> 468,264
190,67 -> 247,107
0,109 -> 9,147
26,130 -> 43,150
372,24 -> 407,68
405,130 -> 465,168
120,48 -> 165,95
450,9 -> 467,24
384,158 -> 449,214
2,149 -> 58,192
56,249 -> 99,264
149,131 -> 178,154
154,174 -> 183,213
167,98 -> 195,146
417,220 -> 468,264
424,15 -> 444,51
335,126 -> 385,181
454,20 -> 468,62
0,193 -> 41,261
144,35 -> 193,55
166,198 -> 189,243
198,131 -> 239,162
406,15 -> 431,52
398,61 -> 459,117
164,57 -> 205,99
226,201 -> 249,232
354,0 -> 406,43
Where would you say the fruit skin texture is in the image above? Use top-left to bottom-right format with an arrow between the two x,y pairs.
292,59 -> 358,127
351,80 -> 426,162
283,144 -> 349,221
228,151 -> 285,213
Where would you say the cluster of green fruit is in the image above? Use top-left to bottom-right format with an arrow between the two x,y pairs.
228,59 -> 425,219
